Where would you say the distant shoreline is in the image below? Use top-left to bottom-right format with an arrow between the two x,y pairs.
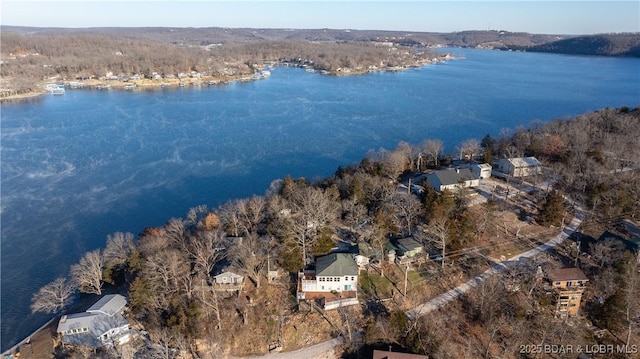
0,59 -> 445,102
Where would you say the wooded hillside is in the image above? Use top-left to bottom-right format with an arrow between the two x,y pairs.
30,107 -> 639,358
2,27 -> 638,98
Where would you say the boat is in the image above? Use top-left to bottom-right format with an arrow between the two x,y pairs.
123,83 -> 137,90
45,83 -> 65,95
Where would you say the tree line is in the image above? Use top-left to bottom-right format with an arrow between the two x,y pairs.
0,30 -> 439,97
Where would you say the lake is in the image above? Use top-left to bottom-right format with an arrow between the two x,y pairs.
1,48 -> 638,351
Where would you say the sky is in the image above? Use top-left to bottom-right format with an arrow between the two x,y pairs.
1,1 -> 639,35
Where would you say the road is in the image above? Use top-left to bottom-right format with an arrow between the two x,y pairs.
407,200 -> 584,319
236,338 -> 342,359
243,192 -> 585,358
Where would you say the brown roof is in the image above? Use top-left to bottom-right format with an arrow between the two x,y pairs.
546,267 -> 588,282
372,350 -> 429,359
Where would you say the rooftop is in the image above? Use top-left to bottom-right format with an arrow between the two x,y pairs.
506,157 -> 542,167
429,168 -> 477,186
546,267 -> 588,282
86,294 -> 126,317
315,253 -> 359,277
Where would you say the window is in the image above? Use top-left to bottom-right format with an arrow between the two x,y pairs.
319,277 -> 325,282
351,277 -> 355,281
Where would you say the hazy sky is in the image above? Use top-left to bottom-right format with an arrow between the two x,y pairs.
1,1 -> 639,35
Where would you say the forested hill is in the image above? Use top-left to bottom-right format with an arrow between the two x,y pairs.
527,34 -> 640,57
2,26 -> 639,57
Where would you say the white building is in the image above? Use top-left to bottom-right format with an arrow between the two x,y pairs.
426,168 -> 480,192
459,163 -> 492,179
298,253 -> 359,295
494,157 -> 542,177
297,253 -> 359,310
57,294 -> 131,348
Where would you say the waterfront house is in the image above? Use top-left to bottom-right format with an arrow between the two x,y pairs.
297,253 -> 359,310
426,168 -> 479,192
545,267 -> 588,317
57,294 -> 131,348
494,157 -> 542,178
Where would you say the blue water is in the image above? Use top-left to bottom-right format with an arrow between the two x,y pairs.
1,48 -> 639,350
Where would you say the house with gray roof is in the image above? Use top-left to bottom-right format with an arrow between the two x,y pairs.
426,168 -> 479,192
57,294 -> 131,348
297,253 -> 359,309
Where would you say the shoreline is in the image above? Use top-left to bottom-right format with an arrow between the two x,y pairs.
0,59 -> 448,102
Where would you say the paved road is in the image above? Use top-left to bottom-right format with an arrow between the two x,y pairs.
243,192 -> 585,358
407,201 -> 584,319
236,338 -> 342,359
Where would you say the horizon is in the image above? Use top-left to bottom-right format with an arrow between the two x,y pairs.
1,1 -> 639,35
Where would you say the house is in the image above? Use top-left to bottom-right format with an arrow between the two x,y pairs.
386,237 -> 426,266
494,157 -> 542,178
425,168 -> 479,192
57,294 -> 131,348
545,267 -> 588,317
213,271 -> 244,291
297,253 -> 359,310
372,350 -> 429,359
459,162 -> 492,179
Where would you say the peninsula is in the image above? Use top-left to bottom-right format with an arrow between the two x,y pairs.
1,27 -> 638,100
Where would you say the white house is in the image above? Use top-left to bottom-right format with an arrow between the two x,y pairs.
298,253 -> 359,294
214,271 -> 244,286
297,253 -> 359,309
459,163 -> 492,179
426,168 -> 480,192
494,157 -> 542,177
57,294 -> 131,348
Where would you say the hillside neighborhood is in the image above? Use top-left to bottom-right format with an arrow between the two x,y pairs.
9,106 -> 640,359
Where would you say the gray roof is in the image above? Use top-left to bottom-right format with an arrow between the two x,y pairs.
57,312 -> 129,347
315,253 -> 358,277
429,168 -> 477,186
506,157 -> 541,167
57,294 -> 129,348
87,294 -> 126,317
396,237 -> 422,252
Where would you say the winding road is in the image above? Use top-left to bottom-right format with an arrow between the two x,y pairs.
245,196 -> 585,359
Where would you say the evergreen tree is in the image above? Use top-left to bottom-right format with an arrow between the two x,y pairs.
538,190 -> 564,227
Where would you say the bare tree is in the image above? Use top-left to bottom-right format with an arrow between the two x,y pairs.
186,229 -> 226,278
164,218 -> 187,246
380,149 -> 406,181
71,249 -> 104,295
271,186 -> 340,265
236,196 -> 266,235
431,218 -> 450,270
458,139 -> 482,161
30,277 -> 76,314
219,200 -> 241,237
104,232 -> 135,268
390,192 -> 422,235
229,233 -> 268,288
422,139 -> 444,167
